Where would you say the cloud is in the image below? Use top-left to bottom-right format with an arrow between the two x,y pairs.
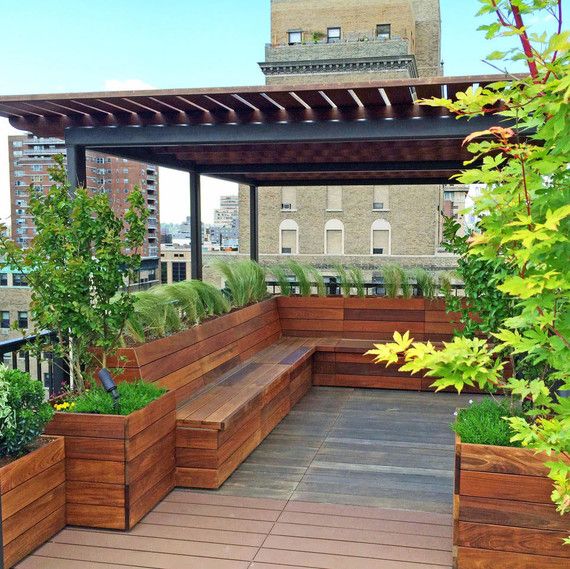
103,79 -> 156,91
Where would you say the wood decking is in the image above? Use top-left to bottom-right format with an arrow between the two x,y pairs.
17,492 -> 452,568
17,388 -> 474,568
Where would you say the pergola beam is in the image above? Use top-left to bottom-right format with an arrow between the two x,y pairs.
249,185 -> 259,263
189,171 -> 202,280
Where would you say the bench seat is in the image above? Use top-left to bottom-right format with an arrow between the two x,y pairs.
175,337 -> 315,488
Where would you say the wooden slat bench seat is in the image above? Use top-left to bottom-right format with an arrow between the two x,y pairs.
175,337 -> 314,489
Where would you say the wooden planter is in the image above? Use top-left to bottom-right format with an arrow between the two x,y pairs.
103,298 -> 282,404
0,436 -> 65,568
44,390 -> 176,531
454,436 -> 570,568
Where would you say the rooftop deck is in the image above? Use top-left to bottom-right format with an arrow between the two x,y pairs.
17,388 -> 475,568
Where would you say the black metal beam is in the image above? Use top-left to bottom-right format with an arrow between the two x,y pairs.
249,185 -> 259,263
207,176 -> 457,187
199,160 -> 465,174
189,171 -> 202,280
64,114 -> 500,148
91,146 -> 194,172
65,144 -> 86,189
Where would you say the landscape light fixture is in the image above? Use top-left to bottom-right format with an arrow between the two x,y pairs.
98,368 -> 120,413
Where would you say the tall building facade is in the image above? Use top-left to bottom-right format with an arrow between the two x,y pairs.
239,0 -> 462,272
8,135 -> 160,282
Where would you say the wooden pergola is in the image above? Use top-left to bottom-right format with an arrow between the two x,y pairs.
0,75 -> 507,279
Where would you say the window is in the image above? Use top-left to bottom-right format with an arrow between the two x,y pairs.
444,191 -> 454,200
376,24 -> 391,39
1,311 -> 9,329
327,27 -> 341,43
371,219 -> 391,255
12,140 -> 22,148
373,187 -> 389,210
17,311 -> 29,328
31,164 -> 42,172
325,219 -> 344,255
172,262 -> 187,282
288,30 -> 302,44
15,170 -> 25,177
13,150 -> 22,157
281,187 -> 296,211
0,273 -> 6,286
12,273 -> 28,287
326,187 -> 342,211
161,262 -> 168,284
279,220 -> 298,254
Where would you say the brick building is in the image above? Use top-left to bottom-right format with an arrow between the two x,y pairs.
9,134 -> 160,282
239,0 -> 462,273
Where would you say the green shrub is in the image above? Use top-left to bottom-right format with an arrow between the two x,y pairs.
286,260 -> 312,296
0,366 -> 54,458
413,268 -> 437,299
334,264 -> 352,297
215,260 -> 267,307
452,398 -> 523,447
62,380 -> 166,416
382,265 -> 402,298
349,267 -> 365,298
307,266 -> 326,297
270,265 -> 292,296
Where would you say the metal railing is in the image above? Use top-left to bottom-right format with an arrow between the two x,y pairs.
0,331 -> 67,397
266,279 -> 465,297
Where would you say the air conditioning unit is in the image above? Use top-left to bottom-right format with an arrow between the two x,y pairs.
373,202 -> 384,210
281,203 -> 292,210
373,248 -> 384,255
281,247 -> 292,254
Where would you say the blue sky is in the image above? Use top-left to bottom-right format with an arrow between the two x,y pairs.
0,0 -> 522,223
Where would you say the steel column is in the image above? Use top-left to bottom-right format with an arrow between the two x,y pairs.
189,171 -> 203,280
65,144 -> 86,190
249,184 -> 259,263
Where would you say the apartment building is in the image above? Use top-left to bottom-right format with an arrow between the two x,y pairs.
9,135 -> 160,281
0,269 -> 31,341
239,0 -> 462,272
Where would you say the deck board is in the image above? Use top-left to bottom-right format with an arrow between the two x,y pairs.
18,388 -> 476,569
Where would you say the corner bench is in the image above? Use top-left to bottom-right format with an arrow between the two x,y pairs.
112,296 -> 461,490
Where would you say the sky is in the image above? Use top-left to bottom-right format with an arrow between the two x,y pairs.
0,0 -> 526,225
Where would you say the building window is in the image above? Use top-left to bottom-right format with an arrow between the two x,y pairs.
327,27 -> 341,43
13,150 -> 22,157
17,311 -> 28,328
161,262 -> 168,283
325,219 -> 344,255
1,311 -> 9,329
0,273 -> 7,286
15,170 -> 25,177
281,187 -> 296,211
371,219 -> 391,255
172,262 -> 187,282
279,219 -> 299,254
373,187 -> 389,210
12,140 -> 22,148
288,30 -> 302,44
31,164 -> 42,172
444,191 -> 454,200
12,273 -> 28,287
326,187 -> 342,211
377,24 -> 391,39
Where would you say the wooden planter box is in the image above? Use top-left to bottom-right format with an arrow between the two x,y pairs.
102,298 -> 282,404
0,436 -> 65,568
44,390 -> 176,531
454,436 -> 570,568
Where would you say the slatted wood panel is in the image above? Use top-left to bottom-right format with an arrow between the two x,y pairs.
17,492 -> 453,569
176,338 -> 314,489
44,391 -> 176,530
106,298 -> 282,404
454,437 -> 570,568
0,436 -> 65,568
277,296 -> 460,341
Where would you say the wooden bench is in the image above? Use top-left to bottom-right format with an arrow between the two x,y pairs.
175,337 -> 313,488
111,296 -> 465,489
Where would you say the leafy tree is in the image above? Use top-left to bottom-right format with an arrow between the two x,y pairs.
441,215 -> 516,337
368,0 -> 570,526
0,156 -> 148,392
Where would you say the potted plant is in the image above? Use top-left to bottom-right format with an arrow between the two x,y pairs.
367,1 -> 569,565
0,157 -> 176,531
0,366 -> 64,568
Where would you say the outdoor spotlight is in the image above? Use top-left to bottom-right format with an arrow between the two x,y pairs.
99,368 -> 120,413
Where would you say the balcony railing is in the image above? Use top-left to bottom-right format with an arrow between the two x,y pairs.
0,331 -> 67,397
